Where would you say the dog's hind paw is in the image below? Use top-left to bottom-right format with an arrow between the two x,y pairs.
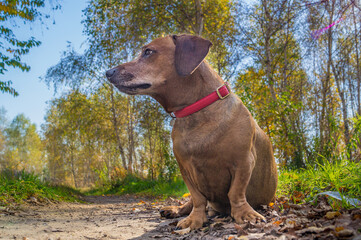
232,202 -> 265,224
159,206 -> 180,218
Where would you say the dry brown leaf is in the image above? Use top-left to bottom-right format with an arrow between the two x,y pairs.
336,229 -> 354,238
234,223 -> 248,236
325,211 -> 341,220
335,226 -> 344,232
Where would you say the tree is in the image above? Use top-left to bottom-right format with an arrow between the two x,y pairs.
0,0 -> 60,96
305,0 -> 360,161
1,114 -> 43,174
235,0 -> 361,166
235,0 -> 310,167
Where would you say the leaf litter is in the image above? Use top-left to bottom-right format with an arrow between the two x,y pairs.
137,195 -> 361,239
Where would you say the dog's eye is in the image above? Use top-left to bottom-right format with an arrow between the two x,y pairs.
144,49 -> 153,57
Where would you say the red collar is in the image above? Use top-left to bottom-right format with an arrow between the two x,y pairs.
170,83 -> 231,118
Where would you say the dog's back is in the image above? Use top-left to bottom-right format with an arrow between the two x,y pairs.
247,123 -> 278,207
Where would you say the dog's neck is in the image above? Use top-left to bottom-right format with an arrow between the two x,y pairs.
151,62 -> 224,114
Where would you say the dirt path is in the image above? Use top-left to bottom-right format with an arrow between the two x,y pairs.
0,195 -> 360,240
0,195 -> 162,240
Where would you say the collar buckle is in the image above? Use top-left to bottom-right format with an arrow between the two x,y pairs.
169,112 -> 176,118
216,83 -> 231,100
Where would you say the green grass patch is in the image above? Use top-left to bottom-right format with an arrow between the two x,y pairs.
278,159 -> 361,209
86,175 -> 189,199
0,170 -> 82,207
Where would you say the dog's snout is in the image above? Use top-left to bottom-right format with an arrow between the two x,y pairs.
106,68 -> 116,78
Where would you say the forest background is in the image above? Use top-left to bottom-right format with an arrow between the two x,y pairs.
0,0 -> 360,204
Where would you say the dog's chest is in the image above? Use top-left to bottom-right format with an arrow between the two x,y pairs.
173,133 -> 233,202
172,126 -> 220,158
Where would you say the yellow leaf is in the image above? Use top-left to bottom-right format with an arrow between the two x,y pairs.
182,193 -> 191,198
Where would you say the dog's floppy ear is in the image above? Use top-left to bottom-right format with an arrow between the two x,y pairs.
173,34 -> 212,77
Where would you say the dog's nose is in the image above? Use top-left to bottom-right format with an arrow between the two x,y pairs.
106,68 -> 116,78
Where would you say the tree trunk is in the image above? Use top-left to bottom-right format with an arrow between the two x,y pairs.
109,85 -> 128,172
147,125 -> 154,180
194,0 -> 204,35
126,96 -> 134,174
320,1 -> 335,153
331,61 -> 351,160
353,5 -> 361,115
69,144 -> 78,188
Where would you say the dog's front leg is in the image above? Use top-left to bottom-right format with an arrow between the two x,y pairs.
176,168 -> 208,230
228,152 -> 265,223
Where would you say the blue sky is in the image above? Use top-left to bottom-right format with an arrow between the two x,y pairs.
0,0 -> 88,130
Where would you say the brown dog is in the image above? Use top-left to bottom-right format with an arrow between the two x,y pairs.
106,34 -> 278,230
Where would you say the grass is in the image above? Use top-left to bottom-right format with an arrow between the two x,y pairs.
2,159 -> 360,209
86,175 -> 189,199
0,169 -> 82,207
88,159 -> 361,210
278,159 -> 361,209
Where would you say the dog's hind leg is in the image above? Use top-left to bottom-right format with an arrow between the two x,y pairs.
159,199 -> 193,218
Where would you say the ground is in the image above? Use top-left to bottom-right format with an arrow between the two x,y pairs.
0,195 -> 360,240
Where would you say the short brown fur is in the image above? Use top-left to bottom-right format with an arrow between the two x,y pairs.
106,34 -> 278,230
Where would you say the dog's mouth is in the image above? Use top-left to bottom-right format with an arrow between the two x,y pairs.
116,83 -> 152,94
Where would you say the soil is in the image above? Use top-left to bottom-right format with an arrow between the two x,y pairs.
0,195 -> 360,240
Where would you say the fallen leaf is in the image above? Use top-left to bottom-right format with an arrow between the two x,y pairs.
325,211 -> 341,220
246,233 -> 265,239
314,191 -> 361,207
273,220 -> 283,225
223,223 -> 235,229
335,226 -> 344,232
210,222 -> 223,229
182,193 -> 191,198
295,226 -> 334,235
132,208 -> 141,213
137,200 -> 145,205
335,229 -> 354,238
174,227 -> 190,235
169,221 -> 178,226
234,223 -> 248,236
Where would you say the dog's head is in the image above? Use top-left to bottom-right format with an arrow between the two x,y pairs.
106,34 -> 212,96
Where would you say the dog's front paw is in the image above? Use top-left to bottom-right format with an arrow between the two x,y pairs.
160,206 -> 181,218
177,212 -> 207,230
232,202 -> 265,223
